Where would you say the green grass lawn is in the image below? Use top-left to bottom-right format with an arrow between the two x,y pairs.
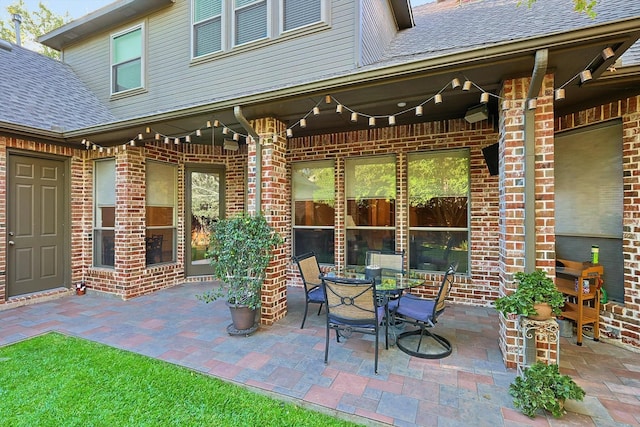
0,332 -> 360,427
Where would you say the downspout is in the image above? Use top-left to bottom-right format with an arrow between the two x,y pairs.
234,106 -> 262,213
524,49 -> 548,273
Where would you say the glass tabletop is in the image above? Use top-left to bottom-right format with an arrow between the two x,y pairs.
327,267 -> 424,291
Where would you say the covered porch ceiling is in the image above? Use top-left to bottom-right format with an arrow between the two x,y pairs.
65,26 -> 640,148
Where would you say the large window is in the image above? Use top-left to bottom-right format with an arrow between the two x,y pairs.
146,161 -> 177,265
94,159 -> 116,268
346,156 -> 396,266
292,161 -> 334,263
555,122 -> 623,302
111,25 -> 143,94
408,150 -> 469,273
192,0 -> 325,58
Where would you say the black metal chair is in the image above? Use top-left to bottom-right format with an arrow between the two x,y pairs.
293,252 -> 325,329
388,261 -> 458,359
321,275 -> 387,374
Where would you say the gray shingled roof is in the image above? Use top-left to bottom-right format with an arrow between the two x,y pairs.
383,0 -> 640,64
0,42 -> 115,133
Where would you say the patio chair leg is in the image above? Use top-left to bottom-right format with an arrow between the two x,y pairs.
300,303 -> 310,329
317,303 -> 323,315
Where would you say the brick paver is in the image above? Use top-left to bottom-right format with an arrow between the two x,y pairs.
1,282 -> 639,426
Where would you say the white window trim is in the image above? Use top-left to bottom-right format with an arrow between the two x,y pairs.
279,0 -> 329,35
110,23 -> 145,96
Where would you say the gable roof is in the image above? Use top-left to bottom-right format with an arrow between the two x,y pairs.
3,0 -> 640,142
383,0 -> 640,65
0,42 -> 115,135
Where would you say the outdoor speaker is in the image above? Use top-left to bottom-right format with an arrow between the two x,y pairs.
464,104 -> 488,123
482,143 -> 499,176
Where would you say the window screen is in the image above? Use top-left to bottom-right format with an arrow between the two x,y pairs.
555,121 -> 624,301
283,0 -> 322,31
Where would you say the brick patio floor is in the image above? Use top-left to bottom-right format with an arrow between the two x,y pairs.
1,282 -> 639,426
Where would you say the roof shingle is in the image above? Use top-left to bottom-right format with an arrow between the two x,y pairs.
0,42 -> 114,133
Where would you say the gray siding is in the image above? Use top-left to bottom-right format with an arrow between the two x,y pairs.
360,0 -> 397,66
61,0 -> 366,122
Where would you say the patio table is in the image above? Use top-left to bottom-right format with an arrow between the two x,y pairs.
323,268 -> 426,345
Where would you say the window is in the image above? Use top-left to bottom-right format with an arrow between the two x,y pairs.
193,0 -> 222,56
234,0 -> 267,46
94,159 -> 116,268
146,161 -> 177,265
292,161 -> 335,263
345,156 -> 396,266
282,0 -> 322,32
408,149 -> 469,273
555,122 -> 623,302
192,0 -> 325,58
111,25 -> 143,94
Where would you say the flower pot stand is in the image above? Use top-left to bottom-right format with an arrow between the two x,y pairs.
226,322 -> 259,336
517,317 -> 559,376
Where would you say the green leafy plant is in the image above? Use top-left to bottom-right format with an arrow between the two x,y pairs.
510,361 -> 585,418
494,270 -> 566,317
197,213 -> 283,310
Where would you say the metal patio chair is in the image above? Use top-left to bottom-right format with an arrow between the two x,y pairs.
389,261 -> 458,359
293,252 -> 325,329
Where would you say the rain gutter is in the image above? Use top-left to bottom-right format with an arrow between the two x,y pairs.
524,49 -> 548,273
234,106 -> 262,213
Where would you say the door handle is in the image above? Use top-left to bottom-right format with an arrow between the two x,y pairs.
8,241 -> 15,245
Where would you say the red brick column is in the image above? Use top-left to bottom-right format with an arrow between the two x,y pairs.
498,74 -> 556,367
621,97 -> 640,345
114,145 -> 146,298
249,118 -> 288,325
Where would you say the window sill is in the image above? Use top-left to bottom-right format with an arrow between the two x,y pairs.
110,87 -> 147,101
190,21 -> 330,66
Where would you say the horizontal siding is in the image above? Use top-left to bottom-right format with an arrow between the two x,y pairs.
360,0 -> 397,65
62,0 -> 363,122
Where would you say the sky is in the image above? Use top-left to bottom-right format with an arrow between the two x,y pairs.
3,0 -> 436,21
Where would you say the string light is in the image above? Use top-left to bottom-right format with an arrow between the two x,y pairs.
579,70 -> 592,83
81,56 -> 604,146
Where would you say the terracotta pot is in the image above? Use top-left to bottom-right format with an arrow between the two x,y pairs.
528,303 -> 553,321
227,302 -> 257,331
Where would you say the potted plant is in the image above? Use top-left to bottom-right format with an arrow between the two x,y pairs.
510,361 -> 585,418
197,213 -> 283,333
494,270 -> 566,320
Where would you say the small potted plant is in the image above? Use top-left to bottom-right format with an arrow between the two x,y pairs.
494,270 -> 566,320
510,361 -> 585,418
197,213 -> 283,333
